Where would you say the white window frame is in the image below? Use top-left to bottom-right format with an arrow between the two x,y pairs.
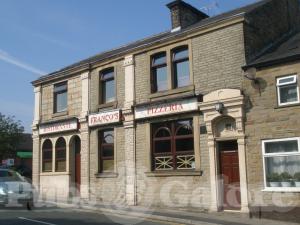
276,75 -> 300,106
262,137 -> 300,192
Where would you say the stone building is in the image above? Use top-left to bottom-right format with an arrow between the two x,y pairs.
31,0 -> 300,219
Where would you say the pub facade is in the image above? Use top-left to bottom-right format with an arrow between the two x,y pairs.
31,0 -> 300,220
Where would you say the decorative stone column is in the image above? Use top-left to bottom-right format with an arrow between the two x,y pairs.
32,85 -> 41,191
79,71 -> 90,200
31,129 -> 40,191
123,55 -> 137,206
33,86 -> 41,126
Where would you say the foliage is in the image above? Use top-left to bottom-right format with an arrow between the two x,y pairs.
280,172 -> 293,181
266,172 -> 281,182
0,113 -> 24,160
294,172 -> 300,182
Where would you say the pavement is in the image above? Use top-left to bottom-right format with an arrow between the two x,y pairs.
0,202 -> 299,225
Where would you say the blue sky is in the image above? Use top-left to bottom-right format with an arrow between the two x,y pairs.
0,0 -> 257,133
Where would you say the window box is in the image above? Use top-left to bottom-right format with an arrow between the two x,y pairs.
262,137 -> 300,191
276,75 -> 300,106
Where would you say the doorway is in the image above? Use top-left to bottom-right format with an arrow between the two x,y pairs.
218,140 -> 241,210
72,136 -> 81,195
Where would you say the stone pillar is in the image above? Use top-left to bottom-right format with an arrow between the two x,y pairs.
32,85 -> 41,191
81,72 -> 90,118
33,86 -> 41,125
31,129 -> 40,191
238,138 -> 249,213
123,55 -> 137,206
208,137 -> 218,212
80,71 -> 90,200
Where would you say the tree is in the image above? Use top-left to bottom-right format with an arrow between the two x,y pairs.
0,113 -> 24,160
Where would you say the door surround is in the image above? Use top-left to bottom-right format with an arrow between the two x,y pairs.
199,89 -> 249,213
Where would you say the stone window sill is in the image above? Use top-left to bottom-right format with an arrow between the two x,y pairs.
274,103 -> 300,109
262,188 -> 300,193
95,172 -> 118,178
145,170 -> 202,177
40,172 -> 70,176
98,101 -> 118,110
52,111 -> 68,118
149,85 -> 195,101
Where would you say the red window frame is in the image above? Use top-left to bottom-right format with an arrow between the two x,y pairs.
151,119 -> 194,171
98,129 -> 114,173
55,137 -> 66,172
42,140 -> 53,172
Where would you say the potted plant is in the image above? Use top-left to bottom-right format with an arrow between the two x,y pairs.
267,173 -> 281,187
280,172 -> 293,187
294,172 -> 300,187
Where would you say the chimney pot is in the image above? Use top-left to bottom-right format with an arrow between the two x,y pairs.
167,0 -> 209,31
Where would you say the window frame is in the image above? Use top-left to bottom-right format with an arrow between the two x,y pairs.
53,81 -> 68,113
171,46 -> 190,89
42,140 -> 53,173
55,137 -> 67,172
151,52 -> 168,93
276,75 -> 300,106
151,119 -> 195,171
98,129 -> 115,173
262,137 -> 300,191
99,68 -> 115,104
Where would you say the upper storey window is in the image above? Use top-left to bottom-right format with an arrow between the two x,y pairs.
150,45 -> 190,94
100,68 -> 115,104
277,75 -> 299,106
172,47 -> 190,88
151,52 -> 168,92
54,82 -> 68,113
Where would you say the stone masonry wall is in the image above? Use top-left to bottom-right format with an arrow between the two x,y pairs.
243,61 -> 300,220
41,75 -> 82,121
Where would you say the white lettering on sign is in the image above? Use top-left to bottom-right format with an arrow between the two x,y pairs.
39,120 -> 78,135
135,98 -> 198,119
88,109 -> 121,127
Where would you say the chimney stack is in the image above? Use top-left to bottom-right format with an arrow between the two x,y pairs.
167,0 -> 209,32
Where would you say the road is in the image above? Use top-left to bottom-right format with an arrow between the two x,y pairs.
0,206 -> 183,225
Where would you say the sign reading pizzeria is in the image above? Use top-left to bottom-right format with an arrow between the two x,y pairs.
88,109 -> 121,127
39,119 -> 78,135
135,98 -> 198,119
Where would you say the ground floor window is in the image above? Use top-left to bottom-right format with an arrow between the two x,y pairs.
42,139 -> 53,172
99,129 -> 114,172
55,137 -> 66,172
263,138 -> 300,188
152,119 -> 195,171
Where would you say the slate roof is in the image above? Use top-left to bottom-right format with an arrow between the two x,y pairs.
32,0 -> 271,85
244,31 -> 300,69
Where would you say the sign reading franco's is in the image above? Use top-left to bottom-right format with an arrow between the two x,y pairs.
135,98 -> 198,119
88,109 -> 121,127
39,119 -> 78,135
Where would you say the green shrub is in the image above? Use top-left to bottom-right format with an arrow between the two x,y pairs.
267,173 -> 281,182
294,172 -> 300,182
280,172 -> 292,181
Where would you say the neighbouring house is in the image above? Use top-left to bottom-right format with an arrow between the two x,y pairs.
31,0 -> 300,222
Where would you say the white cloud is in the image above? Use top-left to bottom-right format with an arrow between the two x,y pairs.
0,49 -> 47,75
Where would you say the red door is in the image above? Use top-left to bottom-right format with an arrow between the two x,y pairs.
219,146 -> 241,210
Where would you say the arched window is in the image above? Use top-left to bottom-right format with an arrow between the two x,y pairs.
42,139 -> 53,172
152,119 -> 195,171
172,46 -> 190,88
55,137 -> 66,172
